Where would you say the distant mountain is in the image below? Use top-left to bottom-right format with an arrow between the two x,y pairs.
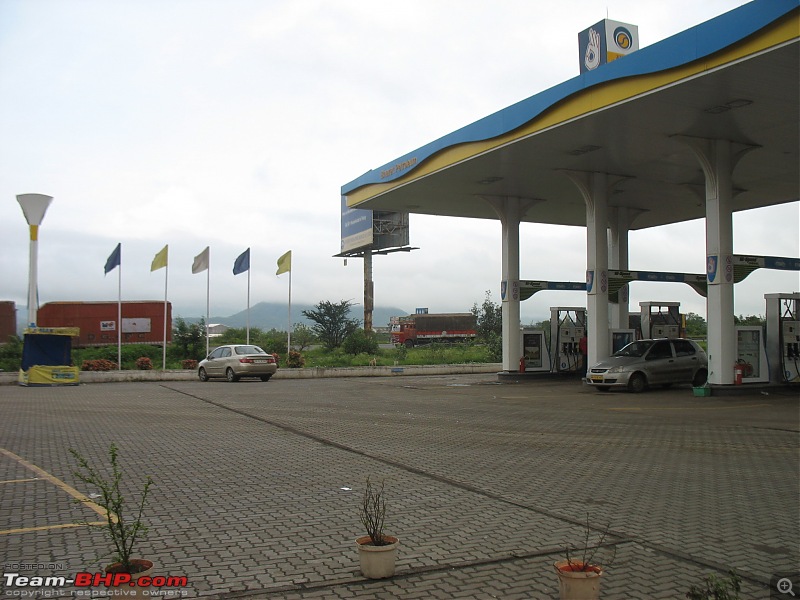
185,302 -> 410,331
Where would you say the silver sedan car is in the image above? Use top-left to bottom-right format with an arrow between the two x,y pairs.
198,344 -> 278,382
587,338 -> 708,392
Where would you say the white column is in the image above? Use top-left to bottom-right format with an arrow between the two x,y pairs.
678,137 -> 750,385
483,196 -> 539,372
563,172 -> 611,367
16,194 -> 53,327
608,206 -> 630,330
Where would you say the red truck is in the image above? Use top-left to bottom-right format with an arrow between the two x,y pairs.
391,313 -> 477,347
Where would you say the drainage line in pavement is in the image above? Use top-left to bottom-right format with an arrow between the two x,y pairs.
162,385 -> 773,593
218,541 -> 633,599
161,385 -> 611,533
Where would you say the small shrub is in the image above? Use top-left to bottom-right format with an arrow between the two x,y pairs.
135,357 -> 153,370
70,443 -> 153,573
686,570 -> 741,600
81,359 -> 118,372
359,476 -> 390,546
286,351 -> 305,368
393,345 -> 408,363
181,359 -> 198,370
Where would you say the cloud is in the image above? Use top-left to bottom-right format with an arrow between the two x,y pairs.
1,0 -> 793,329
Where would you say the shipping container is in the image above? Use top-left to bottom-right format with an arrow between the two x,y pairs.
37,301 -> 172,348
0,301 -> 17,343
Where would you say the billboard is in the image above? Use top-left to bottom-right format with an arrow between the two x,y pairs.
579,19 -> 638,73
341,196 -> 373,253
340,196 -> 410,254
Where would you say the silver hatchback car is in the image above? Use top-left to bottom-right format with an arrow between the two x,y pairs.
587,338 -> 708,393
198,344 -> 278,382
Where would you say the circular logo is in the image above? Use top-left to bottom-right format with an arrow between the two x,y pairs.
613,26 -> 633,50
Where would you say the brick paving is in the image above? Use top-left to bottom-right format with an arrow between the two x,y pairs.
0,375 -> 797,599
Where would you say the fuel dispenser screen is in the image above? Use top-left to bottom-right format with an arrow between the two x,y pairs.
523,333 -> 542,368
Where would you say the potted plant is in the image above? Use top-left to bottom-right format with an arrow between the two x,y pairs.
553,515 -> 616,600
70,443 -> 154,595
355,476 -> 398,579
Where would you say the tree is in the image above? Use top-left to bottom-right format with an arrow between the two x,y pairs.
302,300 -> 360,350
291,323 -> 316,351
471,290 -> 502,340
471,290 -> 503,361
734,314 -> 765,328
172,318 -> 206,360
684,313 -> 707,338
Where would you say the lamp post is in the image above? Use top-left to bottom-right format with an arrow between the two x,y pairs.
17,194 -> 53,327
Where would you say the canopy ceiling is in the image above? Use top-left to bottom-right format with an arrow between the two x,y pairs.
343,2 -> 799,232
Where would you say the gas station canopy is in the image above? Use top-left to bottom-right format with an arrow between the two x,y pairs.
342,1 -> 799,232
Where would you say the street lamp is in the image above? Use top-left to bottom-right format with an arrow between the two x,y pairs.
17,193 -> 53,327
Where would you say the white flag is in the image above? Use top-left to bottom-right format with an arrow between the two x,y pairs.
192,247 -> 210,274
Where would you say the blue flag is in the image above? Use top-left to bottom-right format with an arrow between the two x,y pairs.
233,248 -> 250,275
104,243 -> 121,274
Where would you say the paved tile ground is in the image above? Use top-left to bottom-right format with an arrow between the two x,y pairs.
0,375 -> 797,599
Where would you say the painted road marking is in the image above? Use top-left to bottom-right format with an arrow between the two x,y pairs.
0,446 -> 115,535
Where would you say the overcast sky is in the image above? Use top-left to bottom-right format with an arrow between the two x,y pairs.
1,0 -> 797,327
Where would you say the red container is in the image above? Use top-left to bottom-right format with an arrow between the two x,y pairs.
37,301 -> 172,348
0,301 -> 17,342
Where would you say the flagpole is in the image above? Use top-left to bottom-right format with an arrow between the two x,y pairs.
205,259 -> 210,356
246,267 -> 251,345
117,255 -> 122,371
287,268 -> 292,353
163,261 -> 168,370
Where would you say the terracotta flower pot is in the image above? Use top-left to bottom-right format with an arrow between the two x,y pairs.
553,560 -> 603,600
356,535 -> 398,579
105,559 -> 153,599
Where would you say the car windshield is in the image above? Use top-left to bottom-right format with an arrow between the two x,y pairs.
613,340 -> 654,358
234,345 -> 266,355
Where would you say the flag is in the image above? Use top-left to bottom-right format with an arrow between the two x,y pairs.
233,248 -> 250,275
192,246 -> 210,274
104,243 -> 121,274
276,250 -> 291,275
151,244 -> 168,271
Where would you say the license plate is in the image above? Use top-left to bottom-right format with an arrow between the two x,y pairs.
590,375 -> 603,382
254,359 -> 267,364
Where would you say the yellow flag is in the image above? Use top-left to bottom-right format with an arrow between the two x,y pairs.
276,250 -> 291,275
151,244 -> 168,271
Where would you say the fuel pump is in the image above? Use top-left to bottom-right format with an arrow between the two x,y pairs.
640,302 -> 681,338
549,307 -> 586,373
766,293 -> 800,383
609,329 -> 636,354
519,328 -> 551,372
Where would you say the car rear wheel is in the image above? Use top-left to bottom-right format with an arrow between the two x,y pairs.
226,367 -> 239,382
198,368 -> 209,382
692,368 -> 708,387
627,372 -> 647,393
260,375 -> 272,382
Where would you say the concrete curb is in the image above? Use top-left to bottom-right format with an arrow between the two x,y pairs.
0,363 -> 503,385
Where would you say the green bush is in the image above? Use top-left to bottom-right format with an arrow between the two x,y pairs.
342,329 -> 379,356
0,336 -> 23,372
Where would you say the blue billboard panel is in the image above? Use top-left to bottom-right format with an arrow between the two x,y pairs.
341,196 -> 373,253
